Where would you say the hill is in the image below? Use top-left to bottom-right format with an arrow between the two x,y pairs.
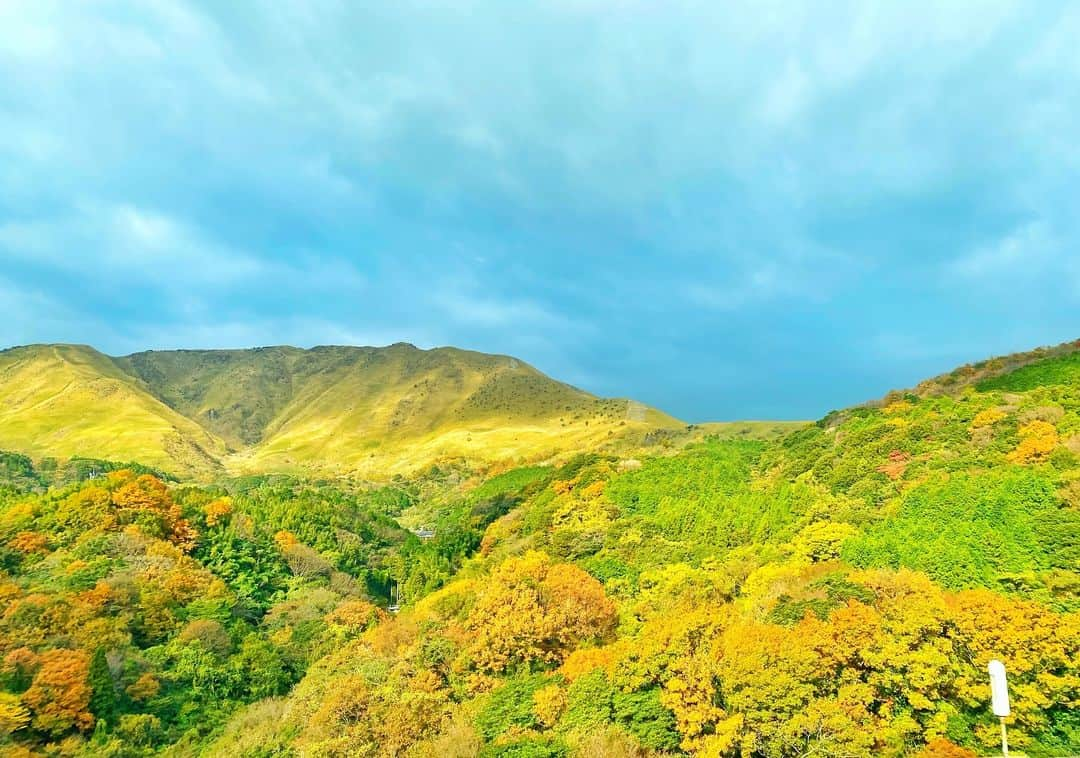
0,343 -> 684,478
0,345 -> 227,477
884,337 -> 1080,400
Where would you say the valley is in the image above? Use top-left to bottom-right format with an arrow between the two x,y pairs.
0,339 -> 1077,757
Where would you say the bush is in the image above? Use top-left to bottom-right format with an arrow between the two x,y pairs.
116,713 -> 162,747
561,669 -> 614,732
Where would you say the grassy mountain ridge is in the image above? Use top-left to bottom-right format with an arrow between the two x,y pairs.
0,345 -> 227,477
115,346 -> 305,448
0,343 -> 684,478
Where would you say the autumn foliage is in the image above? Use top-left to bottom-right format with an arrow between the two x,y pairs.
0,469 -> 413,755
465,551 -> 617,673
110,472 -> 197,550
22,649 -> 93,735
1007,419 -> 1060,464
5,345 -> 1080,756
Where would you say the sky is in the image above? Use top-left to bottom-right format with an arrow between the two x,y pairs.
1,1 -> 1078,421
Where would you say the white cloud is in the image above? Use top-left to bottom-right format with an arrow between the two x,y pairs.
104,204 -> 266,281
0,202 -> 370,321
434,289 -> 565,330
684,265 -> 795,312
0,204 -> 265,285
946,221 -> 1058,280
757,60 -> 812,127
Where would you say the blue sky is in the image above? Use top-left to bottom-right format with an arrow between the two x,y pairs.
1,1 -> 1078,421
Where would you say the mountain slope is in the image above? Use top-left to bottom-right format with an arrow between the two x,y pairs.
3,338 -> 1079,756
0,345 -> 227,476
0,343 -> 683,477
222,345 -> 681,476
114,346 -> 304,449
204,337 -> 1080,758
890,337 -> 1080,399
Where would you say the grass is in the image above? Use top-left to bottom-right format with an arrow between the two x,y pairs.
975,350 -> 1080,392
696,420 -> 809,440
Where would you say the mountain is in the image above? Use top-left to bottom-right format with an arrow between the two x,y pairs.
0,343 -> 684,478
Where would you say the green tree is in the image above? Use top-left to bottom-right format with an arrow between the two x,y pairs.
88,647 -> 118,724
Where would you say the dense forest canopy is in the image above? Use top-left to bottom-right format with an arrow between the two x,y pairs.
0,342 -> 1079,756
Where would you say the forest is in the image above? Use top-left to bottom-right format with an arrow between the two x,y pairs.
0,344 -> 1079,756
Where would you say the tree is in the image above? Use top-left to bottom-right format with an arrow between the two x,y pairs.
916,738 -> 977,758
970,408 -> 1006,429
2,648 -> 40,691
204,497 -> 233,527
326,599 -> 383,636
7,531 -> 48,555
792,521 -> 859,562
465,552 -> 617,673
126,672 -> 160,703
88,647 -> 117,723
0,692 -> 30,738
231,635 -> 289,699
178,620 -> 233,658
947,589 -> 1080,751
116,713 -> 163,747
1007,420 -> 1059,464
22,648 -> 93,735
110,473 -> 196,550
533,684 -> 566,728
281,542 -> 332,579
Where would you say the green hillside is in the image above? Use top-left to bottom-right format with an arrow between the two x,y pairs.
114,347 -> 306,448
212,344 -> 680,477
901,338 -> 1080,398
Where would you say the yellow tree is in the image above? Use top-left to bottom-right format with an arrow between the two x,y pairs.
0,692 -> 30,738
947,589 -> 1080,750
110,473 -> 196,551
465,552 -> 616,673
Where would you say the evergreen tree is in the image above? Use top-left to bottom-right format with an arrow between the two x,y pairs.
88,647 -> 117,724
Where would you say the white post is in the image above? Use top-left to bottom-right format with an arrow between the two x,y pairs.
988,660 -> 1010,757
